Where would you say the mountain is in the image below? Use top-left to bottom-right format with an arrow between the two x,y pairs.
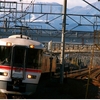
67,1 -> 100,31
68,1 -> 100,15
27,1 -> 100,32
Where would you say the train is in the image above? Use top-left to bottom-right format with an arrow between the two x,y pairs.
0,34 -> 57,98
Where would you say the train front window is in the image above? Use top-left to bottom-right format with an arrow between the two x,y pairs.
26,49 -> 42,69
13,46 -> 25,67
0,46 -> 12,65
0,45 -> 43,69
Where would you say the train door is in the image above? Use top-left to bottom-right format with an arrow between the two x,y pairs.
11,45 -> 27,79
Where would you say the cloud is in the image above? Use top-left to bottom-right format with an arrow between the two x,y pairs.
34,0 -> 63,4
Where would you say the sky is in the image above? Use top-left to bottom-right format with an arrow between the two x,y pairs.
34,0 -> 98,8
4,0 -> 98,8
67,0 -> 98,8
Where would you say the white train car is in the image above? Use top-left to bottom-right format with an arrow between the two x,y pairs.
0,34 -> 57,97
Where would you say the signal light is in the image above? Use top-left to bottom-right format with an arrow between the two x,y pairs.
6,42 -> 12,46
29,44 -> 34,48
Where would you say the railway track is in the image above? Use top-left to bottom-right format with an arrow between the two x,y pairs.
67,67 -> 100,99
0,94 -> 26,99
67,68 -> 100,79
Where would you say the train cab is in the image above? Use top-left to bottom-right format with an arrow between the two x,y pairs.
0,35 -> 45,95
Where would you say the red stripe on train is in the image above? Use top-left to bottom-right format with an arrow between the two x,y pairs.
0,65 -> 41,73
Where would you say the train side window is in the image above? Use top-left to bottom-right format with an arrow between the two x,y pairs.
0,46 -> 11,65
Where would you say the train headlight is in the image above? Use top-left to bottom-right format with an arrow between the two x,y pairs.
27,75 -> 32,79
0,72 -> 8,76
27,74 -> 36,79
3,72 -> 8,76
29,44 -> 34,48
6,42 -> 12,46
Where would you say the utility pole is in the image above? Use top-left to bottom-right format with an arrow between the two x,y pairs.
60,0 -> 67,84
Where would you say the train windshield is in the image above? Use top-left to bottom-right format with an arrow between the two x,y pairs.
0,46 -> 43,69
13,46 -> 43,69
26,48 -> 43,69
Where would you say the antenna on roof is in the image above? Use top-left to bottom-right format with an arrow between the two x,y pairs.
15,25 -> 29,38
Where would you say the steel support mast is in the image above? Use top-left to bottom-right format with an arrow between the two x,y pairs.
60,0 -> 67,84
